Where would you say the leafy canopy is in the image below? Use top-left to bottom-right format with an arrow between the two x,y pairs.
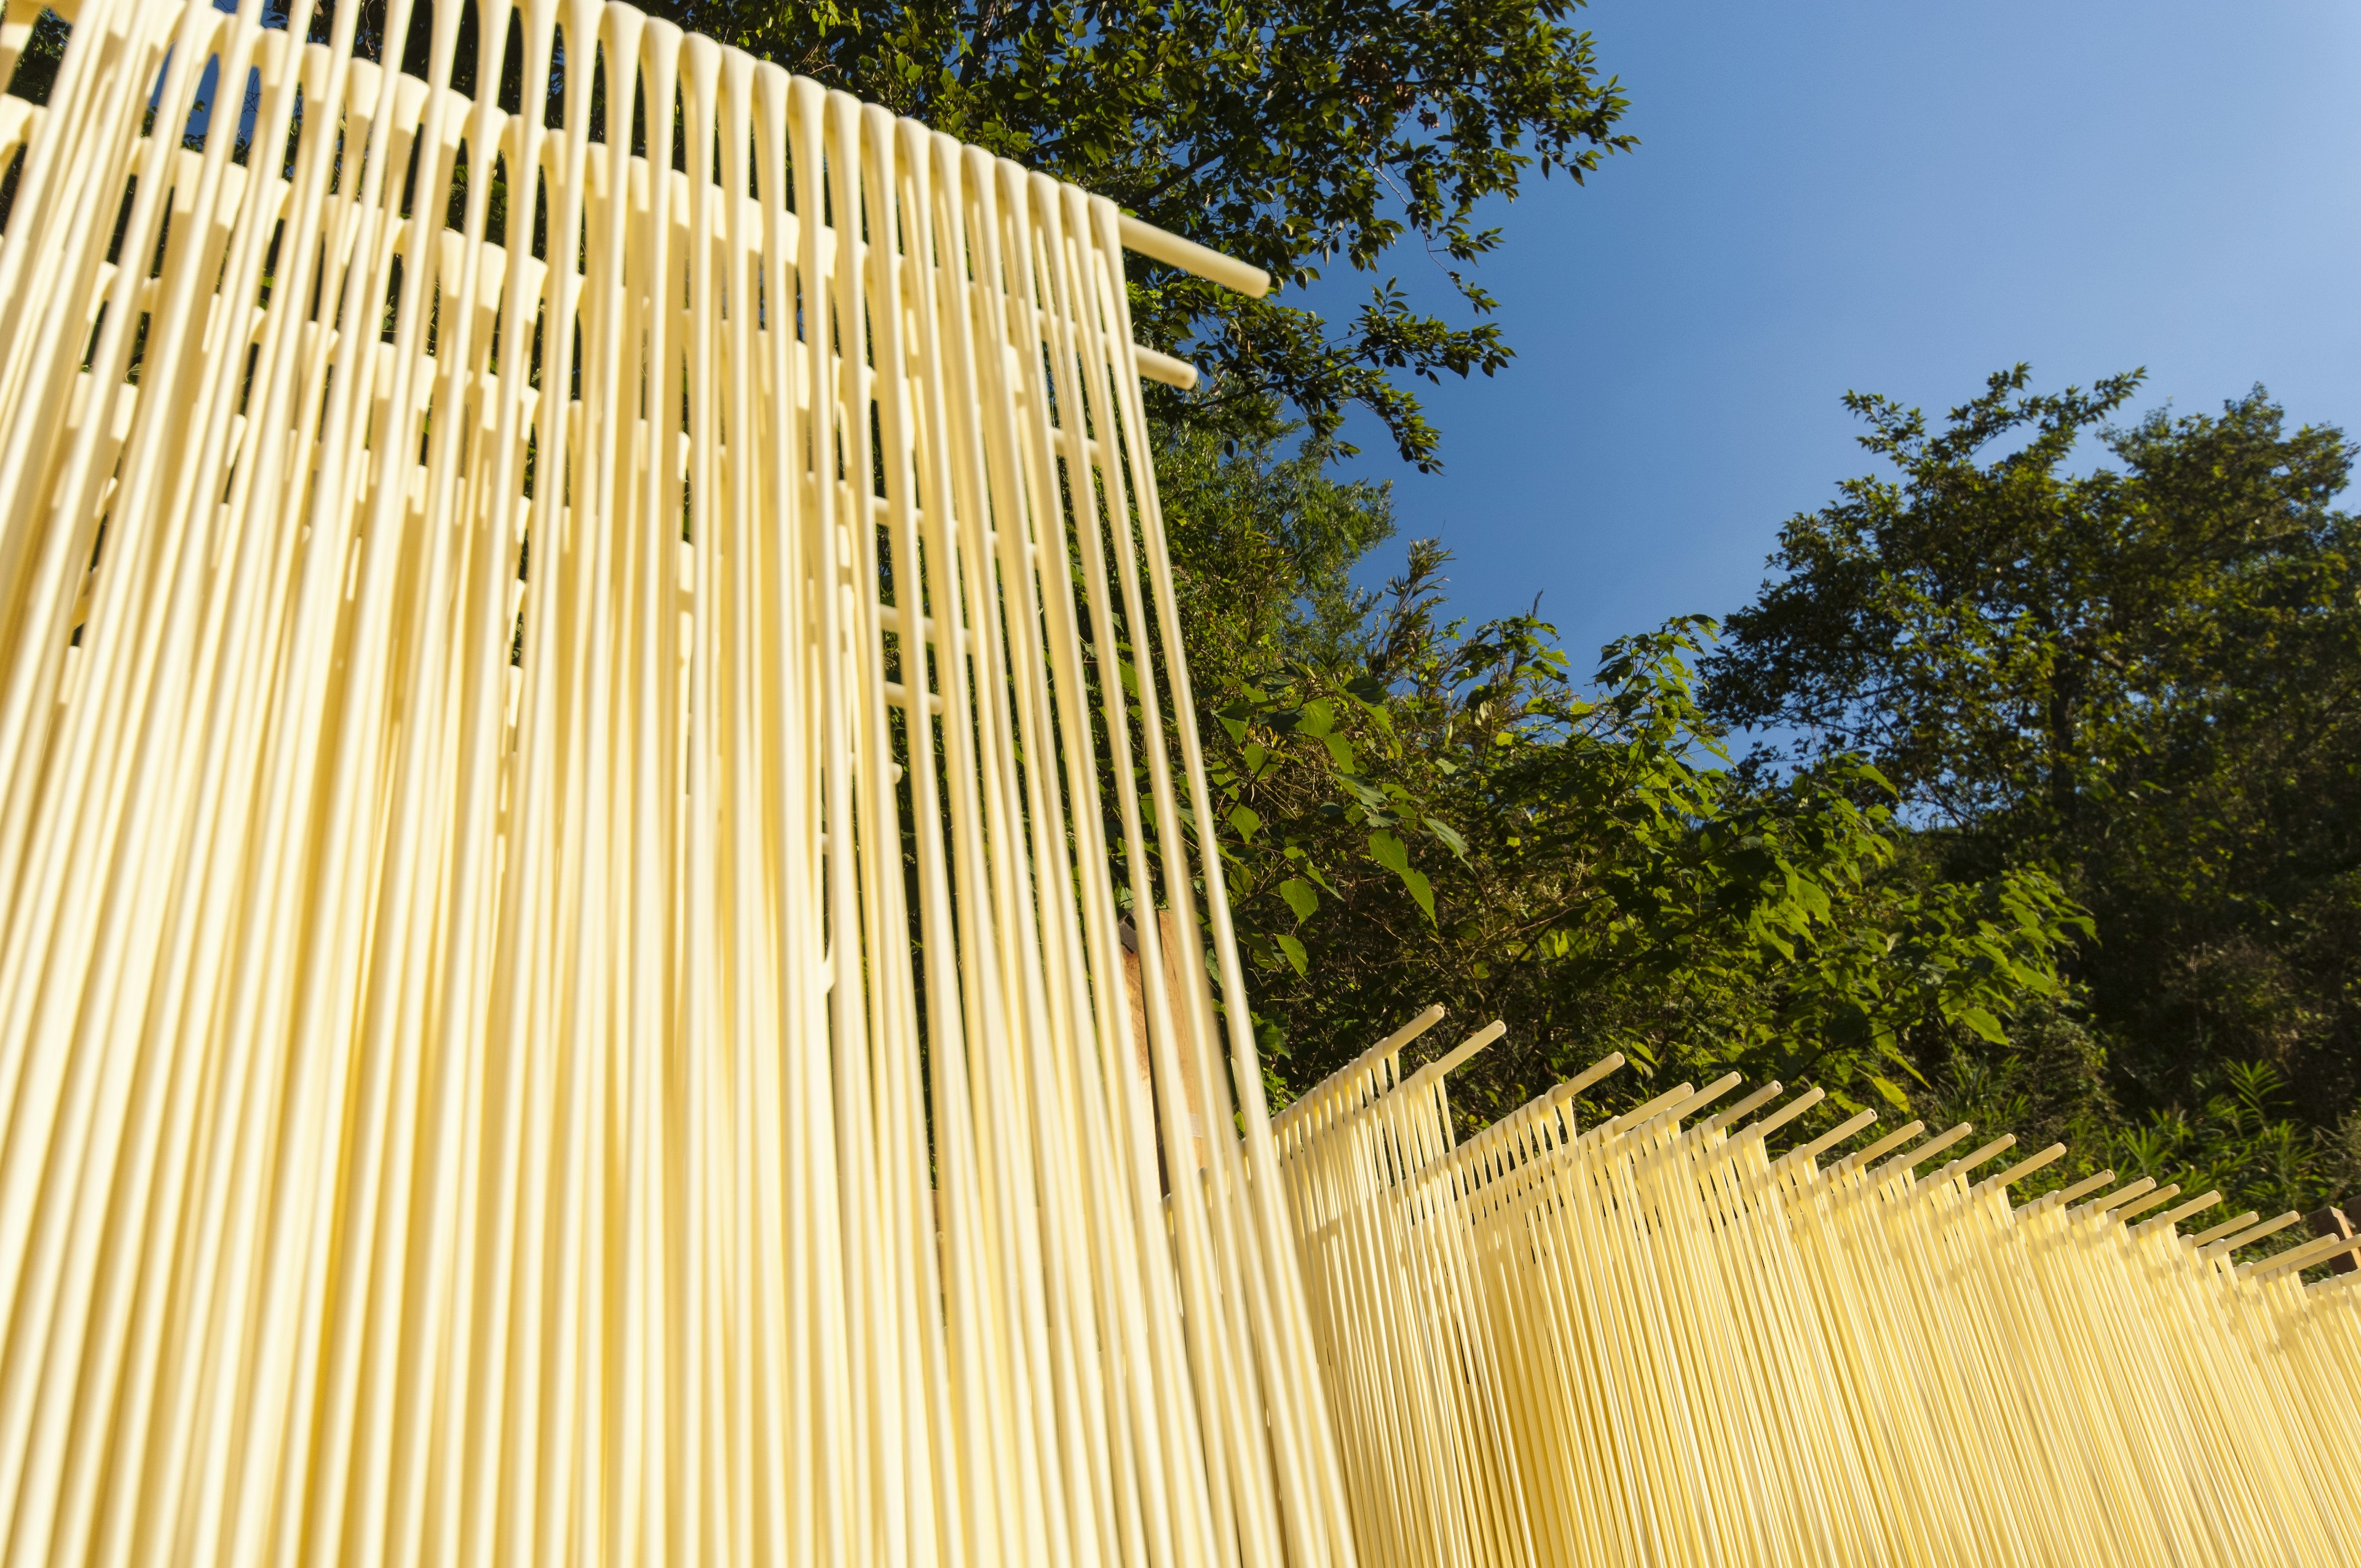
1168,522 -> 2084,1127
1704,366 -> 2358,845
1704,367 -> 2361,1215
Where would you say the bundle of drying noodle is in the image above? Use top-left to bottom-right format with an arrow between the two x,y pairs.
1278,1010 -> 2361,1568
0,0 -> 1353,1561
7,0 -> 2361,1562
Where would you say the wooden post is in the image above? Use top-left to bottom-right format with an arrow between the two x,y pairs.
2304,1200 -> 2360,1276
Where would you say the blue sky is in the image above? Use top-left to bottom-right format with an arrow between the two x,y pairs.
1305,1 -> 2361,673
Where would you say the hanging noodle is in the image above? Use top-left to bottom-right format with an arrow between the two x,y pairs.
0,0 -> 1343,1559
1277,1021 -> 2361,1568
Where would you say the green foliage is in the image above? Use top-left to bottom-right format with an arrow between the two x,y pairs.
1706,366 -> 2361,1206
1153,421 -> 1398,686
1704,367 -> 2357,840
1186,531 -> 2084,1125
1922,1042 -> 2354,1271
1912,1004 -> 2116,1166
636,0 -> 1634,468
2106,1064 -> 2322,1223
3,10 -> 69,108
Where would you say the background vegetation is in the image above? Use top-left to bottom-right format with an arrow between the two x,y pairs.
1159,365 -> 2361,1237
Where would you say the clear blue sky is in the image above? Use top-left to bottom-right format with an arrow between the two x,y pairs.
1307,1 -> 2361,671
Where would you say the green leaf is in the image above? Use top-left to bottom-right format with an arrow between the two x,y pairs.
1275,933 -> 1309,976
1955,1007 -> 2007,1045
1279,878 -> 1319,922
1367,831 -> 1436,922
1423,816 -> 1470,860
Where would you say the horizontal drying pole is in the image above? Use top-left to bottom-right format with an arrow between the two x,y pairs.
1118,214 -> 1271,389
1119,214 -> 1274,298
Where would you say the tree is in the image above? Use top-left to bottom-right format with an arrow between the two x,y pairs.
0,9 -> 68,172
1188,535 -> 2084,1127
635,0 -> 1635,468
1704,367 -> 2361,1199
1152,422 -> 1398,692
